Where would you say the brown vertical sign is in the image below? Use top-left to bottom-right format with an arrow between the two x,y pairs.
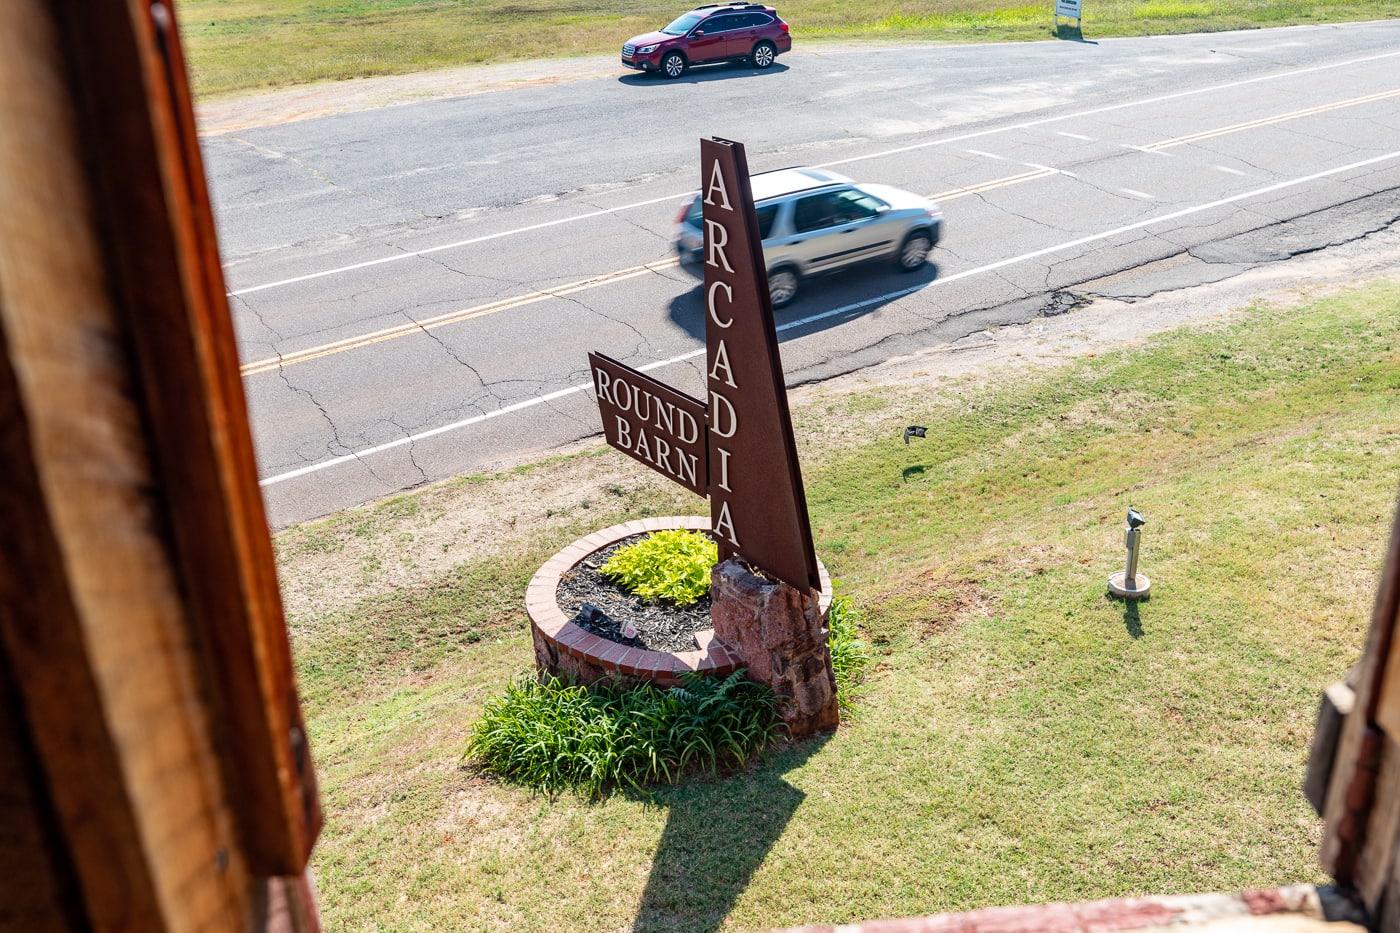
699,138 -> 820,592
588,138 -> 819,594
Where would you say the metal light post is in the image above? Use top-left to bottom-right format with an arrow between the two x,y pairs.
1108,507 -> 1151,598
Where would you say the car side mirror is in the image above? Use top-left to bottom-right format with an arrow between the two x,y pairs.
693,29 -> 705,35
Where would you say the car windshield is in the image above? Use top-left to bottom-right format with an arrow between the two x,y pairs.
662,11 -> 706,34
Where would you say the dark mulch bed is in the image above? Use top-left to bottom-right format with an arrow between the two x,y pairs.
555,535 -> 711,654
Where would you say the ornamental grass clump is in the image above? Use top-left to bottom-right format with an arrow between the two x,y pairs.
826,593 -> 871,716
465,670 -> 781,797
600,529 -> 717,606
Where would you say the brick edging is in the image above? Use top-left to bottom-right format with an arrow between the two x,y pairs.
527,516 -> 832,687
769,884 -> 1340,933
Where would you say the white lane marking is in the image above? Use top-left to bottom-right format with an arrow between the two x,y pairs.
258,148 -> 1400,488
966,149 -> 1006,160
813,49 -> 1400,168
1142,86 -> 1400,152
228,191 -> 686,296
1057,132 -> 1096,141
1120,188 -> 1156,199
1118,144 -> 1173,156
1023,162 -> 1078,178
229,47 -> 1400,297
259,382 -> 597,486
1215,165 -> 1251,176
257,345 -> 708,486
923,150 -> 1398,284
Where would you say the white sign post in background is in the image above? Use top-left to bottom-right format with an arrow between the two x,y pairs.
1055,0 -> 1082,29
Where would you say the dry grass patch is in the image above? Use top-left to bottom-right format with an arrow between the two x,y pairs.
864,569 -> 995,645
276,447 -> 691,619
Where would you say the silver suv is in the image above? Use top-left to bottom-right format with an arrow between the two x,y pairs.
674,167 -> 941,307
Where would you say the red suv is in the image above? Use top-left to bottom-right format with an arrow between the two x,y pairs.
622,3 -> 791,79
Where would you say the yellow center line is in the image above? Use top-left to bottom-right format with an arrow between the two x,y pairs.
238,259 -> 679,376
1143,87 -> 1400,151
242,86 -> 1400,378
929,167 -> 1060,202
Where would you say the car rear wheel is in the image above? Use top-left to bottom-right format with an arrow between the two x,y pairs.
767,266 -> 799,307
895,231 -> 932,272
751,41 -> 777,69
661,52 -> 687,79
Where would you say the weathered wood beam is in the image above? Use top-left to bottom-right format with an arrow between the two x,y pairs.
0,0 -> 321,928
53,0 -> 322,875
1318,500 -> 1400,903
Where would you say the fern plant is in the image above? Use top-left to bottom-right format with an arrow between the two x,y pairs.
600,529 -> 718,606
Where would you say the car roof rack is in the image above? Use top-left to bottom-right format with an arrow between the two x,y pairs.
692,2 -> 770,9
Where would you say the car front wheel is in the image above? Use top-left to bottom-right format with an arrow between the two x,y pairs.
767,267 -> 799,307
661,52 -> 686,79
751,41 -> 776,69
896,231 -> 932,272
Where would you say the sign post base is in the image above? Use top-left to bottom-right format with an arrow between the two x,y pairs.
1108,570 -> 1151,599
710,559 -> 839,739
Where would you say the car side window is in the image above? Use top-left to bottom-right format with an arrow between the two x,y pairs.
755,204 -> 778,239
702,14 -> 738,33
792,192 -> 843,233
691,199 -> 775,238
831,189 -> 883,224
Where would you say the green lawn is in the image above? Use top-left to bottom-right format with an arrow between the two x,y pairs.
281,278 -> 1399,931
180,0 -> 1400,97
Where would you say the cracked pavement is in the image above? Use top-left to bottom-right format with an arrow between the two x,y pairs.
200,22 -> 1400,527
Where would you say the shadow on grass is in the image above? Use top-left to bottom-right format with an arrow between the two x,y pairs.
631,733 -> 830,933
1054,23 -> 1098,44
1123,598 -> 1145,639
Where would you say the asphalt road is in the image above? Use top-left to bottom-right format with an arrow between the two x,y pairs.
200,22 -> 1400,527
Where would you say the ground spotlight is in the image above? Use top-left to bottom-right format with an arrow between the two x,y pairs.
1108,507 -> 1151,599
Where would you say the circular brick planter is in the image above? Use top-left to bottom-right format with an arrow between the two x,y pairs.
527,516 -> 832,689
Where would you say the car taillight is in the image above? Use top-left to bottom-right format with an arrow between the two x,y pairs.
780,21 -> 789,32
674,201 -> 692,223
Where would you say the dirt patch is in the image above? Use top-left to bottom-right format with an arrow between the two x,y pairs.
863,568 -> 996,644
273,452 -> 691,619
433,780 -> 526,838
913,576 -> 994,637
196,56 -> 622,135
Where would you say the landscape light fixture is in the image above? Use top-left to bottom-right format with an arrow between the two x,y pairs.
1108,507 -> 1152,598
576,603 -> 610,626
575,602 -> 638,640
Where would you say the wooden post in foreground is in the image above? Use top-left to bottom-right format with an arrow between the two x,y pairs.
1308,496 -> 1400,930
0,1 -> 321,929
